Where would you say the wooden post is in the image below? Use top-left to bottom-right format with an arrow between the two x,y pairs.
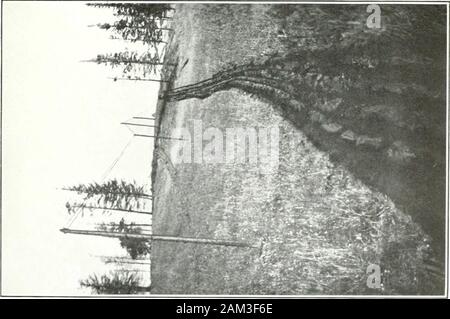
61,188 -> 152,199
121,122 -> 157,128
93,255 -> 150,262
109,77 -> 169,83
60,228 -> 255,248
95,223 -> 152,227
133,117 -> 155,120
134,134 -> 185,141
103,259 -> 150,265
71,204 -> 152,215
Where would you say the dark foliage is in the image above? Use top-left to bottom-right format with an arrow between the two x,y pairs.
80,271 -> 145,294
98,218 -> 150,259
66,179 -> 151,210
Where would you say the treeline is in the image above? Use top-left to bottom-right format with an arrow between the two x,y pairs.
73,2 -> 174,294
64,179 -> 153,294
86,3 -> 175,82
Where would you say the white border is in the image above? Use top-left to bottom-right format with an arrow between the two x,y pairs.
0,0 -> 448,299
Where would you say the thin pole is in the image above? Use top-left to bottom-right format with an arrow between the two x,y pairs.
95,223 -> 152,227
133,117 -> 155,120
134,134 -> 185,141
93,255 -> 150,262
60,228 -> 255,248
108,37 -> 169,44
116,269 -> 149,274
105,261 -> 150,265
88,23 -> 173,31
61,188 -> 152,199
82,59 -> 167,65
103,259 -> 150,265
109,77 -> 169,83
71,204 -> 152,215
121,122 -> 157,128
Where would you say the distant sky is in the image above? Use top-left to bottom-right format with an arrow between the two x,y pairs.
2,1 -> 159,295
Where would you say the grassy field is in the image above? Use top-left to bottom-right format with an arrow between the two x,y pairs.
150,4 -> 445,295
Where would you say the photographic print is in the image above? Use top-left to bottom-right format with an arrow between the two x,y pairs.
0,1 -> 448,297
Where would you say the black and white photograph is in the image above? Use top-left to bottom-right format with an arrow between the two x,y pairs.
0,0 -> 448,298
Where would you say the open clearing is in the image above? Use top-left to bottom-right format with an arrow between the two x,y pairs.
150,4 -> 446,295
